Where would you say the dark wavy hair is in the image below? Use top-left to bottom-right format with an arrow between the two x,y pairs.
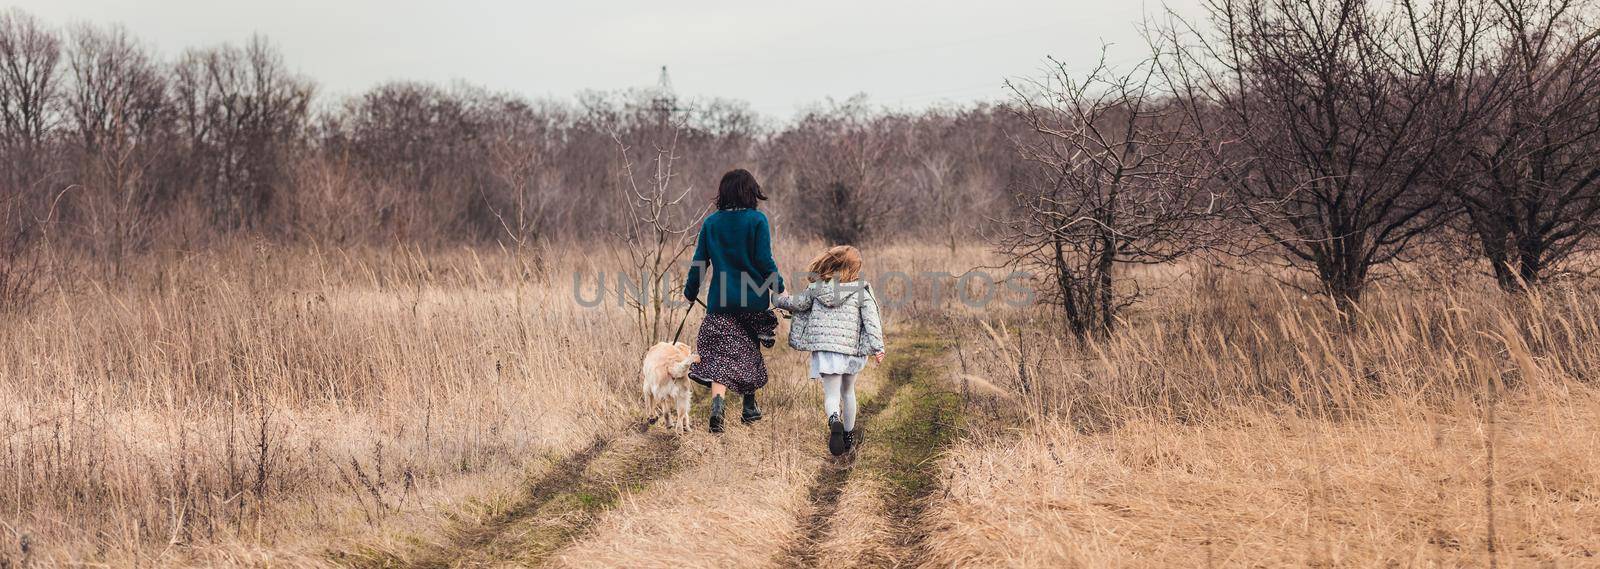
716,169 -> 767,210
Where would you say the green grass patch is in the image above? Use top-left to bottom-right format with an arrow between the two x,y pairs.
858,329 -> 964,506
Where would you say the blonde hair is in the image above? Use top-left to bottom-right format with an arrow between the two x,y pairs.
806,245 -> 863,283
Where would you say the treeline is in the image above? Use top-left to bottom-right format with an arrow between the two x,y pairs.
0,8 -> 1023,265
3,0 -> 1600,323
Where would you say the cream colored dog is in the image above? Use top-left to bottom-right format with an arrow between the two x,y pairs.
641,341 -> 699,432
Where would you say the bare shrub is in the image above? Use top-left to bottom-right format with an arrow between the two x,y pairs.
0,191 -> 49,314
484,116 -> 555,249
901,109 -> 1011,253
276,152 -> 396,244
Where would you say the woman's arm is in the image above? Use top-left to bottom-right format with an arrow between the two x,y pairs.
753,214 -> 784,294
683,225 -> 709,302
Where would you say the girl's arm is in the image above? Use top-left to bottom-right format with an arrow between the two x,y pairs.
861,286 -> 886,355
772,286 -> 813,313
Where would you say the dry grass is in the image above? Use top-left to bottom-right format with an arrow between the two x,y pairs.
0,243 -> 643,565
925,263 -> 1600,567
2,239 -> 1597,567
545,315 -> 848,569
925,391 -> 1600,566
814,474 -> 896,566
547,405 -> 814,568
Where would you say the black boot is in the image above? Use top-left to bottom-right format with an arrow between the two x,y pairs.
843,429 -> 856,453
709,395 -> 726,433
827,413 -> 847,456
741,392 -> 763,424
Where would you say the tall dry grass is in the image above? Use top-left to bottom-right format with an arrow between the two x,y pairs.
951,262 -> 1600,425
4,237 -> 1597,567
926,262 -> 1600,566
0,238 -> 974,565
0,242 -> 653,565
926,393 -> 1600,566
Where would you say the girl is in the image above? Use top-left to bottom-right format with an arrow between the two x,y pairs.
774,245 -> 885,456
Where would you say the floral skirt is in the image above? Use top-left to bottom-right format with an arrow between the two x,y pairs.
688,311 -> 776,395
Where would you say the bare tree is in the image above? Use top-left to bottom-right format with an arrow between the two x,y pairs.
0,7 -> 1052,254
173,36 -> 311,229
1448,0 -> 1600,290
613,129 -> 708,343
1000,57 -> 1224,340
328,81 -> 501,239
911,149 -> 963,252
900,110 -> 988,253
65,22 -> 169,269
772,97 -> 903,245
484,110 -> 557,250
1163,0 -> 1494,310
0,8 -> 61,161
0,9 -> 61,310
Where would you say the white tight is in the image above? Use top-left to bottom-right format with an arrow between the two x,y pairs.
820,373 -> 858,431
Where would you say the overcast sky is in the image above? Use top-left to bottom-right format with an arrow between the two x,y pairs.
10,0 -> 1207,119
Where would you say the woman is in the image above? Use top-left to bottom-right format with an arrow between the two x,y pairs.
683,169 -> 784,433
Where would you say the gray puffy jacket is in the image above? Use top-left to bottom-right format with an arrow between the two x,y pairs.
773,280 -> 885,356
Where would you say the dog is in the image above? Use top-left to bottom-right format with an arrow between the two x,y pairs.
641,341 -> 700,432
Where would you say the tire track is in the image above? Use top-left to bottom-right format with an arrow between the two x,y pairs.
775,361 -> 910,568
442,430 -> 682,568
339,423 -> 685,569
775,332 -> 960,568
432,437 -> 613,562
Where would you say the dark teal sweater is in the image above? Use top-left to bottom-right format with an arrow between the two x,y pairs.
684,209 -> 785,313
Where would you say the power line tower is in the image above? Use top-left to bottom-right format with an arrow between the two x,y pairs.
649,65 -> 682,123
656,66 -> 674,98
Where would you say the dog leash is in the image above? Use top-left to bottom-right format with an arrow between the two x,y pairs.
670,298 -> 706,344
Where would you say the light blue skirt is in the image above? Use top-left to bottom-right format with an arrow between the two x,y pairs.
809,350 -> 867,379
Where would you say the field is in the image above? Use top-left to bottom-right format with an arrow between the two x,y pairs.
1,241 -> 1598,567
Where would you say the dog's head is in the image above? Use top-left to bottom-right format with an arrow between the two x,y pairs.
669,342 -> 699,378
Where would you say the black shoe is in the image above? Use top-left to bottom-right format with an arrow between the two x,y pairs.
843,429 -> 856,453
709,395 -> 726,433
827,413 -> 846,456
741,392 -> 763,424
